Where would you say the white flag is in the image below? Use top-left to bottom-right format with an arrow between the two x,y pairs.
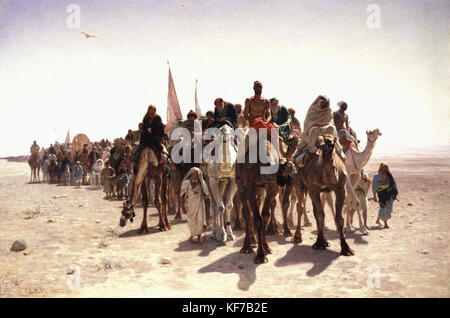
195,78 -> 201,116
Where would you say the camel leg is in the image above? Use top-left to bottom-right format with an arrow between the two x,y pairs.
267,189 -> 282,236
154,174 -> 168,232
153,175 -> 162,231
224,180 -> 237,241
310,189 -> 330,250
281,183 -> 293,237
344,197 -> 355,232
301,189 -> 312,227
261,184 -> 278,257
287,191 -> 296,228
250,183 -> 267,264
321,192 -> 337,230
232,193 -> 243,231
174,180 -> 182,220
138,177 -> 149,234
209,177 -> 223,242
335,186 -> 355,256
293,185 -> 306,243
161,172 -> 171,230
239,186 -> 254,254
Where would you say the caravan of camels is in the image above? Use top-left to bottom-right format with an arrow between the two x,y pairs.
27,79 -> 389,264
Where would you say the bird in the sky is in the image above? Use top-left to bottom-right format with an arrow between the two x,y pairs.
179,2 -> 189,9
81,32 -> 97,39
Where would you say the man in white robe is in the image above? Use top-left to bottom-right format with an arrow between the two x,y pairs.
180,167 -> 210,244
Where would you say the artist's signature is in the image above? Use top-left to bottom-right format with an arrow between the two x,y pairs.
26,287 -> 66,295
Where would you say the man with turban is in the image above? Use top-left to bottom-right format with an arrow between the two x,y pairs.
269,97 -> 292,140
213,98 -> 238,129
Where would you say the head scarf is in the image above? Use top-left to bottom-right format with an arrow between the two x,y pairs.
182,167 -> 209,196
302,95 -> 333,138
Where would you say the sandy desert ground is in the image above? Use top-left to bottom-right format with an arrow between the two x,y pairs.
0,154 -> 449,298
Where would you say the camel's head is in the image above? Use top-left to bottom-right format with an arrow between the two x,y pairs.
276,160 -> 297,186
219,124 -> 234,139
366,129 -> 382,142
316,134 -> 336,156
120,200 -> 135,227
283,160 -> 297,177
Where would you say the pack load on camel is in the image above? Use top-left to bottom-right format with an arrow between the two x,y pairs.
71,133 -> 91,163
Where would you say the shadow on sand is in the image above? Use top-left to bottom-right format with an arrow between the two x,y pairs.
198,251 -> 258,291
118,226 -> 161,238
274,244 -> 340,277
310,229 -> 369,245
174,237 -> 221,257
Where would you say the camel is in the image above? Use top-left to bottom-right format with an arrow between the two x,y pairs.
47,154 -> 58,183
282,134 -> 354,256
206,125 -> 238,244
236,133 -> 297,264
28,152 -> 41,183
119,147 -> 170,233
321,129 -> 382,234
232,135 -> 302,234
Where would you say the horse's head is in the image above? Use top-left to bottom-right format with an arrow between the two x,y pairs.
120,200 -> 135,227
366,129 -> 382,142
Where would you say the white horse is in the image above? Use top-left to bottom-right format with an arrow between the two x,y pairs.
206,124 -> 238,244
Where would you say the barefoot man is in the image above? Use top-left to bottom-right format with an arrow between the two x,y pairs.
243,81 -> 284,163
180,167 -> 210,244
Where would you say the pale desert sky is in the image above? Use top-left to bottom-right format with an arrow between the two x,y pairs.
0,0 -> 448,156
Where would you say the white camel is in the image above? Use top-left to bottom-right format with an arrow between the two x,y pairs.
322,129 -> 382,235
206,124 -> 238,244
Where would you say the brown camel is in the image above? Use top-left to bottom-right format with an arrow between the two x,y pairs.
233,136 -> 299,234
236,136 -> 297,264
119,147 -> 170,233
281,134 -> 354,256
28,152 -> 41,183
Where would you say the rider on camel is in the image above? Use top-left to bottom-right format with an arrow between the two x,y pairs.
243,81 -> 285,164
134,105 -> 166,173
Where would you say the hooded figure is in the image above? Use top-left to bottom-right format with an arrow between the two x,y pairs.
294,95 -> 346,164
302,95 -> 334,142
180,167 -> 210,243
